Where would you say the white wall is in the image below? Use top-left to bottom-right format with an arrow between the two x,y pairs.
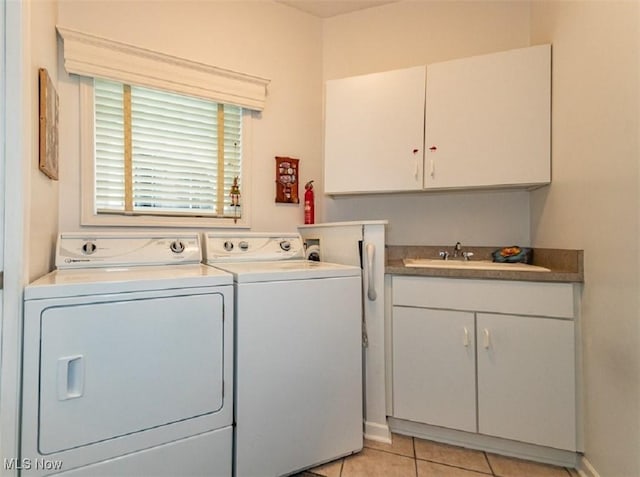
530,2 -> 639,476
57,0 -> 323,233
321,1 -> 534,246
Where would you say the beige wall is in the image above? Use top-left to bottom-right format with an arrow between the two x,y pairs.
323,0 -> 532,79
28,1 -> 59,282
321,1 -> 534,246
57,0 -> 323,233
530,2 -> 640,476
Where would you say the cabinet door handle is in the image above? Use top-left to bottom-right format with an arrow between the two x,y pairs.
463,327 -> 470,347
414,155 -> 420,180
483,329 -> 491,349
429,159 -> 435,178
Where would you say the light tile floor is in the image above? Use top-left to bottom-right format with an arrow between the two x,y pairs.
295,434 -> 580,477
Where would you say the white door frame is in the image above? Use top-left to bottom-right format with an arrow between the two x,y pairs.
1,0 -> 29,474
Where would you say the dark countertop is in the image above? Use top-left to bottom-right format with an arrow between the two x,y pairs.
386,246 -> 584,283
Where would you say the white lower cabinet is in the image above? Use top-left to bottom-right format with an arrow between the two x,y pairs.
391,276 -> 578,452
476,313 -> 576,450
393,308 -> 476,432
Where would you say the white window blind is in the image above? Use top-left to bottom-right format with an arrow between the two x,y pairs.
94,78 -> 242,218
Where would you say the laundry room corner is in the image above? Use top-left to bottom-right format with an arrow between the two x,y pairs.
2,0 -> 61,474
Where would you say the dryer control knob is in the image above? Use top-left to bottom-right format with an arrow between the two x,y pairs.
170,240 -> 185,254
239,241 -> 249,251
223,241 -> 234,252
280,240 -> 291,251
82,241 -> 97,255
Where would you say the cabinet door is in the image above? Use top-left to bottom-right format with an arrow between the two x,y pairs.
324,66 -> 425,194
424,44 -> 550,190
392,307 -> 476,432
477,313 -> 576,451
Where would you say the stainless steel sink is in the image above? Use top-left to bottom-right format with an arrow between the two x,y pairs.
402,258 -> 551,272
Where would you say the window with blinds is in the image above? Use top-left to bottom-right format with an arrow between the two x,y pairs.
94,78 -> 242,218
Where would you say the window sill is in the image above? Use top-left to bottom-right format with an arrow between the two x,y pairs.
81,212 -> 250,229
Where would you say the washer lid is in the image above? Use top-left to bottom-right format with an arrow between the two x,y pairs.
25,264 -> 232,300
208,260 -> 360,283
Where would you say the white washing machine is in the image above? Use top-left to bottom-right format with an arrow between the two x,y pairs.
22,233 -> 234,477
203,233 -> 363,477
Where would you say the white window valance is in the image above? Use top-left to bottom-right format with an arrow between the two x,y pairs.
56,26 -> 270,111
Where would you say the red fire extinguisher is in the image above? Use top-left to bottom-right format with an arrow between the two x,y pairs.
304,180 -> 315,225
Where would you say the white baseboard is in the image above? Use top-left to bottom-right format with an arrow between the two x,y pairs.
389,417 -> 579,468
363,420 -> 392,444
577,456 -> 601,477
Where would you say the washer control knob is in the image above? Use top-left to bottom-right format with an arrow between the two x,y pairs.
280,240 -> 291,251
223,241 -> 234,252
170,240 -> 185,254
239,241 -> 249,251
81,241 -> 97,255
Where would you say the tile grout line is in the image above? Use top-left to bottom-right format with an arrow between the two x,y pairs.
414,457 -> 494,475
484,451 -> 497,476
363,444 -> 415,459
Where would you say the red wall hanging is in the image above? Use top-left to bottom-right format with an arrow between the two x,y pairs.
275,156 -> 299,203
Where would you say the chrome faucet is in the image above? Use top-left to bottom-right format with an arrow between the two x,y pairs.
439,242 -> 474,261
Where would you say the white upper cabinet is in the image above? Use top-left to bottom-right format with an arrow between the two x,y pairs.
424,44 -> 551,189
324,66 -> 426,194
323,45 -> 551,195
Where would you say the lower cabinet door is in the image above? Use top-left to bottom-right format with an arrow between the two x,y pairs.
392,307 -> 476,432
477,313 -> 576,450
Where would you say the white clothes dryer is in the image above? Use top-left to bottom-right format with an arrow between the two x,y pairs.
22,233 -> 234,477
204,233 -> 363,477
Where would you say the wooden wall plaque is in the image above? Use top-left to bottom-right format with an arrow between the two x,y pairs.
275,156 -> 299,203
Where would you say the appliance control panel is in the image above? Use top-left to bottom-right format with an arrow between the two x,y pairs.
205,233 -> 305,262
56,233 -> 202,269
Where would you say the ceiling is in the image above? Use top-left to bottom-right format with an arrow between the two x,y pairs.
276,1 -> 399,18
